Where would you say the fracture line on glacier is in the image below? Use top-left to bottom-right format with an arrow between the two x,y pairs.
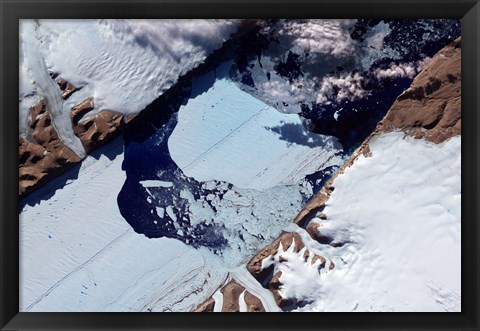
182,106 -> 270,171
24,229 -> 132,311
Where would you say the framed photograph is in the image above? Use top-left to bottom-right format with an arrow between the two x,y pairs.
1,0 -> 479,330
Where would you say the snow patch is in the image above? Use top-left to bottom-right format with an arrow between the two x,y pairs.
281,19 -> 357,57
165,206 -> 177,222
374,58 -> 431,81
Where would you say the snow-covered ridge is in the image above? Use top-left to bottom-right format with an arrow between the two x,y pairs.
286,132 -> 461,312
19,19 -> 239,155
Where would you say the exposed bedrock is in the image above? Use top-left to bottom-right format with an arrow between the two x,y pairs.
239,36 -> 462,312
294,37 -> 461,228
193,280 -> 265,312
194,233 -> 331,312
19,78 -> 127,198
246,232 -> 331,309
378,37 -> 461,144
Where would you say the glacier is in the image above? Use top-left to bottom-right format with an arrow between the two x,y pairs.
18,19 -> 461,313
118,61 -> 345,268
19,138 -> 227,312
19,19 -> 238,156
168,61 -> 342,190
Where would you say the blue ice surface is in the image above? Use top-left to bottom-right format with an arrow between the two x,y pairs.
116,20 -> 460,251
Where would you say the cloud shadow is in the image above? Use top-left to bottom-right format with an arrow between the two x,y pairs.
265,122 -> 337,148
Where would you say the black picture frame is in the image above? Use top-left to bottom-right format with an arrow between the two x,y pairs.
1,0 -> 479,330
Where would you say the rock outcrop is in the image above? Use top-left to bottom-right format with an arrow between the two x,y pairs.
19,77 -> 128,198
19,101 -> 82,197
193,279 -> 265,312
240,36 -> 461,311
247,232 -> 331,309
192,297 -> 216,312
247,232 -> 305,284
294,37 -> 461,227
378,37 -> 461,144
71,98 -> 126,153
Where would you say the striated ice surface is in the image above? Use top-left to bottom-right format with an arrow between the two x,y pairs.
133,61 -> 346,267
168,62 -> 343,190
19,138 -> 227,312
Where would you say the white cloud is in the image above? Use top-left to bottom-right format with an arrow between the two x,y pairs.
316,72 -> 368,105
374,58 -> 431,81
20,19 -> 239,123
279,19 -> 357,57
98,19 -> 238,63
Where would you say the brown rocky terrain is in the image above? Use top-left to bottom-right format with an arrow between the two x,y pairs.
202,36 -> 462,312
193,279 -> 265,312
378,37 -> 461,144
192,297 -> 216,312
19,102 -> 82,197
19,21 -> 262,199
247,232 -> 331,309
194,232 -> 330,312
247,232 -> 305,283
71,98 -> 126,153
295,37 -> 461,229
19,77 -> 129,198
20,28 -> 461,312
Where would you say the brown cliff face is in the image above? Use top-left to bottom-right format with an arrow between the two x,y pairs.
238,36 -> 461,311
220,280 -> 246,312
378,37 -> 461,144
193,280 -> 265,312
19,76 -> 128,198
19,102 -> 82,197
71,98 -> 125,153
192,297 -> 216,312
247,232 -> 305,284
294,37 -> 461,227
246,232 -> 330,309
56,77 -> 77,100
244,291 -> 265,312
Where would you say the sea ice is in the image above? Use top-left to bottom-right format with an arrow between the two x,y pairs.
168,62 -> 343,190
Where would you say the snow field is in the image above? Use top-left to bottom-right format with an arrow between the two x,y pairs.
281,132 -> 461,312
